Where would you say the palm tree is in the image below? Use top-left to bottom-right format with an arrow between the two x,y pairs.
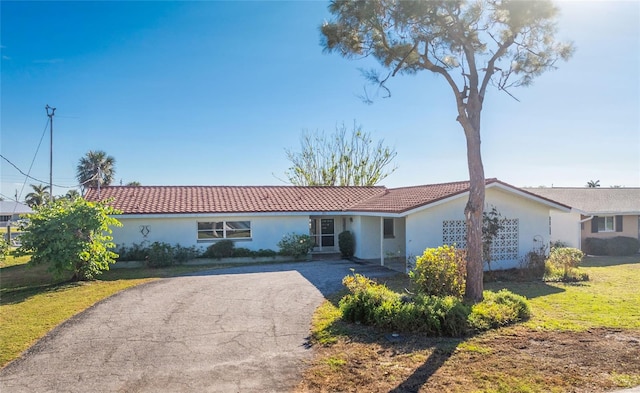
586,180 -> 600,188
65,189 -> 81,200
25,184 -> 50,208
76,150 -> 116,193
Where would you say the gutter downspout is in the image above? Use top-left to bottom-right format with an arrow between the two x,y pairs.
578,215 -> 594,251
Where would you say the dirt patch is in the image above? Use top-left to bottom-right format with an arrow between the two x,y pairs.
296,326 -> 640,393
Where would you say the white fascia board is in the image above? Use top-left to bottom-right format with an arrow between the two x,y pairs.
346,211 -> 405,218
400,192 -> 471,217
488,183 -> 572,212
581,210 -> 640,216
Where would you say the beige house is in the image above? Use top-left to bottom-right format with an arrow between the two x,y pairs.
525,187 -> 640,252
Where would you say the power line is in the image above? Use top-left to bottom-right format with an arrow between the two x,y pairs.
0,153 -> 90,189
15,118 -> 50,203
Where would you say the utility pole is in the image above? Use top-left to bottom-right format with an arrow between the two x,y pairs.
45,105 -> 56,202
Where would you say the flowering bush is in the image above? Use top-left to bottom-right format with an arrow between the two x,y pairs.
409,245 -> 467,298
277,233 -> 314,259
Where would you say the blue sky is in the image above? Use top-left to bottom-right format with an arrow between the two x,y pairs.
1,1 -> 639,200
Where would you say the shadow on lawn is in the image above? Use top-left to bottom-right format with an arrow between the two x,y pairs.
581,255 -> 640,268
389,339 -> 460,393
485,280 -> 565,299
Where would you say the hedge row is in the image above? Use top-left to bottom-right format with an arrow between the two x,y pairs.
584,236 -> 639,256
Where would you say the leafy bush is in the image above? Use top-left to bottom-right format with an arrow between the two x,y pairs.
606,236 -> 640,256
338,230 -> 355,259
519,249 -> 546,280
583,236 -> 638,256
409,245 -> 466,298
255,248 -> 277,258
339,273 -> 530,336
544,247 -> 585,281
232,247 -> 253,258
0,237 -> 9,260
584,237 -> 607,256
116,243 -> 149,262
203,240 -> 235,259
172,244 -> 200,263
468,290 -> 531,331
339,273 -> 470,336
144,242 -> 175,268
278,233 -> 314,259
15,197 -> 121,281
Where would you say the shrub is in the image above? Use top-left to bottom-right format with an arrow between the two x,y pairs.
468,290 -> 531,331
172,244 -> 200,263
606,236 -> 640,256
203,239 -> 235,259
545,247 -> 585,280
15,197 -> 121,281
116,243 -> 148,262
278,233 -> 314,259
0,237 -> 9,260
339,273 -> 530,336
519,249 -> 546,280
255,248 -> 277,258
232,247 -> 253,258
584,237 -> 607,256
338,231 -> 355,259
340,273 -> 470,336
144,242 -> 175,268
409,245 -> 466,298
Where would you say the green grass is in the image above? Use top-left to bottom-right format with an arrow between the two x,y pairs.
486,255 -> 640,330
0,255 -> 234,367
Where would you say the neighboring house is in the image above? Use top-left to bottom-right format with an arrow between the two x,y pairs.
0,201 -> 32,227
524,187 -> 640,252
85,179 -> 570,270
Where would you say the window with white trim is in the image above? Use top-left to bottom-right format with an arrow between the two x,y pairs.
597,216 -> 615,232
197,221 -> 251,240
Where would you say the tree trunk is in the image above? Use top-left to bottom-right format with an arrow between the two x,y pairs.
461,104 -> 485,303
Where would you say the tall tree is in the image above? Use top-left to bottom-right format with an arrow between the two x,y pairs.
25,184 -> 50,208
321,0 -> 573,301
285,122 -> 397,186
76,150 -> 116,193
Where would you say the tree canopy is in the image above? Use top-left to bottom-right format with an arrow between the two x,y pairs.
76,150 -> 116,193
321,0 -> 573,301
25,184 -> 50,208
285,122 -> 397,186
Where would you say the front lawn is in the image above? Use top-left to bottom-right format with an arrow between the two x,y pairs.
297,255 -> 640,393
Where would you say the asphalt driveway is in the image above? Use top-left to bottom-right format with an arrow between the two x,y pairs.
0,260 -> 397,392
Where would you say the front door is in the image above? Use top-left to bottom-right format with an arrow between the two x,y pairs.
310,218 -> 335,251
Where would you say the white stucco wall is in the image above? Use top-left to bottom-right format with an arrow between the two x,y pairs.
348,216 -> 405,261
112,214 -> 309,253
352,216 -> 381,260
549,210 -> 581,248
406,187 -> 555,270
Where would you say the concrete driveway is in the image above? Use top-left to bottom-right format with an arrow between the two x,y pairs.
0,260 -> 397,392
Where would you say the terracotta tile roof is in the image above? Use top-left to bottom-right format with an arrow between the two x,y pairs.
83,186 -> 386,214
85,178 -> 556,215
348,179 -> 482,213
